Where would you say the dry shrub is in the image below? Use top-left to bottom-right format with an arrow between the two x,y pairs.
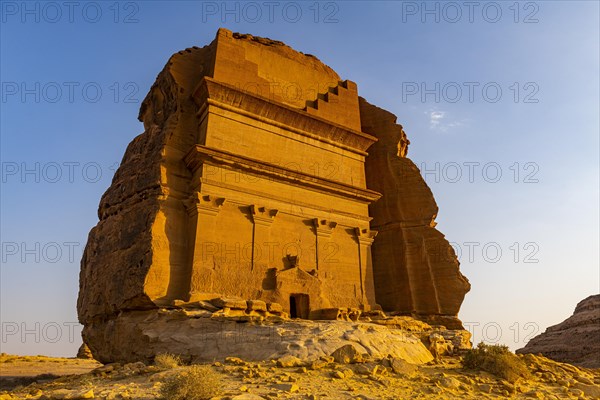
160,365 -> 222,400
464,342 -> 531,383
154,353 -> 181,369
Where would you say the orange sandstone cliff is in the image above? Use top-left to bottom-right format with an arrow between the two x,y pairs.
77,29 -> 469,362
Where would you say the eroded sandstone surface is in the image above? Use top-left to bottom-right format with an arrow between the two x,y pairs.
78,28 -> 470,363
517,294 -> 600,368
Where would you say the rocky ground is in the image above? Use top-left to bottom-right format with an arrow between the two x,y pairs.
1,351 -> 600,399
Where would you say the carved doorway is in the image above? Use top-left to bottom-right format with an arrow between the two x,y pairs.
289,293 -> 310,319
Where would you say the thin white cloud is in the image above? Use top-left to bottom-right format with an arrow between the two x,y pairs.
427,110 -> 468,133
429,111 -> 445,129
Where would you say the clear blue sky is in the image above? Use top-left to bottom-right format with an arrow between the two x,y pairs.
1,1 -> 598,357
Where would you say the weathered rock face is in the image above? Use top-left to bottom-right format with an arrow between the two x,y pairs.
78,28 -> 469,362
517,295 -> 600,368
87,310 -> 436,365
360,100 -> 470,329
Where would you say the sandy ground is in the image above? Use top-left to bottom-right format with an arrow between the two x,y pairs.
0,353 -> 599,399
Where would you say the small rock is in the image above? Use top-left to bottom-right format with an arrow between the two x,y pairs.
76,389 -> 95,399
570,388 -> 584,397
525,390 -> 544,398
575,375 -> 594,385
211,297 -> 247,310
226,356 -> 247,365
231,395 -> 267,400
557,378 -> 570,387
390,358 -> 417,376
247,300 -> 267,312
276,355 -> 302,368
573,382 -> 600,398
355,364 -> 372,375
332,370 -> 345,379
41,389 -> 94,400
93,363 -> 117,374
478,384 -> 492,393
267,302 -> 283,313
310,359 -> 329,370
330,344 -> 363,364
194,300 -> 220,311
272,383 -> 299,393
437,376 -> 461,390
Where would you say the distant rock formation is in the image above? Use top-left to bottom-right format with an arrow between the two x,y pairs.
76,343 -> 94,360
77,28 -> 470,363
517,295 -> 600,368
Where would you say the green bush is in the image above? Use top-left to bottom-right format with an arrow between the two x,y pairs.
154,353 -> 181,369
463,343 -> 531,383
160,365 -> 222,400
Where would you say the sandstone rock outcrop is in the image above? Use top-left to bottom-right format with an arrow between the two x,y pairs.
77,28 -> 469,362
517,294 -> 600,368
87,312 -> 435,365
360,100 -> 470,329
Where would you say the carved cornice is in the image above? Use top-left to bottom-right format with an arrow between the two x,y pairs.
193,77 -> 377,155
184,145 -> 382,204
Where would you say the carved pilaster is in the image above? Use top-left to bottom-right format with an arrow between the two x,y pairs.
312,218 -> 337,270
250,205 -> 278,270
187,193 -> 226,297
354,227 -> 378,305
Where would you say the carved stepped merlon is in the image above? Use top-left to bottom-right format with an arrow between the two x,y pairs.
304,80 -> 361,131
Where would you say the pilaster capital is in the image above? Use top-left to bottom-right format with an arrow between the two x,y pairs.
313,218 -> 337,238
250,205 -> 278,226
355,227 -> 378,245
186,193 -> 226,217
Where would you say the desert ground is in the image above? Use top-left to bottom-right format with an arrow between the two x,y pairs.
1,351 -> 599,400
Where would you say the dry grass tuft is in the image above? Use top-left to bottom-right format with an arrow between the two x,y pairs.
160,365 -> 222,400
154,353 -> 181,369
464,342 -> 531,383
